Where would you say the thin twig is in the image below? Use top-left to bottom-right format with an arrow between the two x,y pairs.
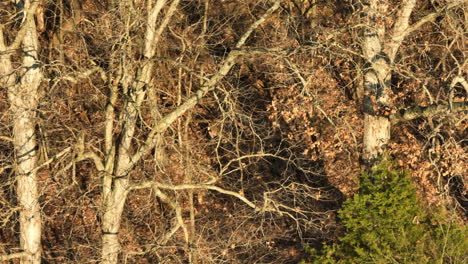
0,252 -> 29,261
0,136 -> 13,142
130,1 -> 282,170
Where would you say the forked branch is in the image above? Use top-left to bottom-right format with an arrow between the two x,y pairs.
385,0 -> 416,60
130,181 -> 258,210
131,0 -> 282,169
3,0 -> 40,51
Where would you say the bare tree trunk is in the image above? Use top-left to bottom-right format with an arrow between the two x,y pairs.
361,1 -> 391,163
361,0 -> 416,164
0,1 -> 43,263
101,64 -> 148,262
101,179 -> 129,264
101,1 -> 178,262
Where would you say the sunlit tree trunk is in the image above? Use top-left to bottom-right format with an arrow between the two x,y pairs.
101,1 -> 179,262
0,1 -> 43,263
361,0 -> 416,164
361,1 -> 391,162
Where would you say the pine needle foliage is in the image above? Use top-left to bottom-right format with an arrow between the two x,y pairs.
302,158 -> 467,264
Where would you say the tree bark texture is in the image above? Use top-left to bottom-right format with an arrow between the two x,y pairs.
361,0 -> 416,164
100,1 -> 179,262
361,1 -> 391,163
1,1 -> 43,263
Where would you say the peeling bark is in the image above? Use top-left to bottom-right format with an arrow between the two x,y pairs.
361,0 -> 416,164
361,0 -> 391,163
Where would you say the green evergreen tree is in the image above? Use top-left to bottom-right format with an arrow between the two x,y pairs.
303,159 -> 467,264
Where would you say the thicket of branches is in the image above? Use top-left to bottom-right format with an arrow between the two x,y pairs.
0,0 -> 466,263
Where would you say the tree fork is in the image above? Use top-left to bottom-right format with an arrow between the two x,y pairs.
99,2 -> 282,263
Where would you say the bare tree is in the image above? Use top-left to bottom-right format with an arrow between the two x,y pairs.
58,1 -> 282,263
360,0 -> 466,165
0,1 -> 43,263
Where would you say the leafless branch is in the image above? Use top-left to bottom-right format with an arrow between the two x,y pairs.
0,252 -> 29,261
144,0 -> 180,58
219,153 -> 289,176
385,0 -> 416,61
31,146 -> 72,173
0,135 -> 13,142
76,151 -> 105,172
151,186 -> 189,243
404,1 -> 466,37
391,102 -> 468,124
451,76 -> 468,94
131,1 -> 282,169
5,0 -> 40,51
130,180 -> 259,210
57,66 -> 107,84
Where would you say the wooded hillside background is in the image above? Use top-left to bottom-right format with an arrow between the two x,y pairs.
0,0 -> 466,263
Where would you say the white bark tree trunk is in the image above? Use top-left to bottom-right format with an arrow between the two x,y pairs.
0,1 -> 43,263
101,1 -> 178,262
101,179 -> 129,263
361,0 -> 416,164
101,64 -> 148,263
361,1 -> 391,163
